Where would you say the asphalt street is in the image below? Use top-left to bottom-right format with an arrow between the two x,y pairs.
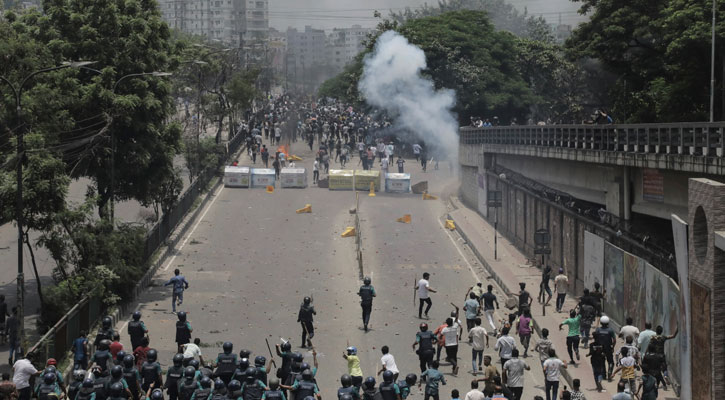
113,137 -> 555,400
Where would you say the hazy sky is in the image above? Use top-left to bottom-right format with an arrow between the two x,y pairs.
269,0 -> 585,31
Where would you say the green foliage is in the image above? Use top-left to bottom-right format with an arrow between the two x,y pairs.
566,0 -> 725,122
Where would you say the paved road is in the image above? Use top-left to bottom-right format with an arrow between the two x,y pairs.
110,138 -> 554,399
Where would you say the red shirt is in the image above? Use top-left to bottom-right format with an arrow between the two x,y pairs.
110,341 -> 123,358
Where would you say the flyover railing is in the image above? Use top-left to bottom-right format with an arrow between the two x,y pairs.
460,123 -> 725,157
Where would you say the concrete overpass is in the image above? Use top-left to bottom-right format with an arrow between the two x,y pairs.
457,123 -> 725,288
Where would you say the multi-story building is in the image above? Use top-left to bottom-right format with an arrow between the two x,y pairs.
158,0 -> 267,46
326,25 -> 371,71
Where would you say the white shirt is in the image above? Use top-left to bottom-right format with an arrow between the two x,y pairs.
442,325 -> 459,346
183,343 -> 202,359
380,353 -> 399,374
464,390 -> 486,400
543,358 -> 564,382
619,325 -> 640,342
13,359 -> 38,389
417,279 -> 430,299
412,144 -> 422,154
503,358 -> 527,387
495,335 -> 515,359
313,161 -> 319,172
381,158 -> 389,170
469,326 -> 488,351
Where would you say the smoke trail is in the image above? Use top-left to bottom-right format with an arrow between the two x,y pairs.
358,30 -> 458,162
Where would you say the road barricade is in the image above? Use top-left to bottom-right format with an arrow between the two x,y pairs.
328,169 -> 354,190
224,166 -> 251,188
385,173 -> 411,193
354,170 -> 381,191
251,168 -> 276,188
280,167 -> 307,188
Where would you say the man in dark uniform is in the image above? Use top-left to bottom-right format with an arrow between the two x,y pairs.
176,312 -> 193,354
297,297 -> 316,348
127,311 -> 148,352
412,323 -> 435,378
215,343 -> 238,385
358,277 -> 376,332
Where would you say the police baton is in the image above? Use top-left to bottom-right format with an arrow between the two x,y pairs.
265,338 -> 277,367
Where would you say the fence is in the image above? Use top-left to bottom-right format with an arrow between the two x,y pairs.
460,122 -> 725,157
26,130 -> 246,364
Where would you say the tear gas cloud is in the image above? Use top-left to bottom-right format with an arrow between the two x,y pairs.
358,31 -> 459,163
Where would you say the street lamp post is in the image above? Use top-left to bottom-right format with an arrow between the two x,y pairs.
710,0 -> 716,122
0,61 -> 94,356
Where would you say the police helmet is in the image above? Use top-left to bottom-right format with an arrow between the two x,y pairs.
303,297 -> 311,305
600,316 -> 610,325
346,346 -> 357,355
99,339 -> 112,351
268,378 -> 279,390
116,351 -> 126,363
419,323 -> 428,332
45,366 -> 57,375
301,369 -> 313,381
73,370 -> 87,381
184,366 -> 196,379
132,311 -> 141,321
82,379 -> 95,389
340,374 -> 352,387
177,312 -> 187,322
239,349 -> 252,359
214,379 -> 226,390
102,316 -> 112,328
200,377 -> 213,388
363,276 -> 371,285
245,368 -> 257,382
405,373 -> 417,385
222,342 -> 233,353
383,370 -> 393,383
280,342 -> 292,352
227,380 -> 242,392
254,356 -> 266,367
238,358 -> 249,370
111,365 -> 123,379
188,360 -> 200,370
299,362 -> 310,372
291,353 -> 304,363
123,355 -> 135,368
109,382 -> 124,397
150,389 -> 164,400
173,353 -> 184,367
363,377 -> 376,389
146,349 -> 158,363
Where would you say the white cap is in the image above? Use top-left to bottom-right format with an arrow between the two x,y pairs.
600,316 -> 610,324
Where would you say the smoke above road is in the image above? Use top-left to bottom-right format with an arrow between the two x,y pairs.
358,31 -> 459,163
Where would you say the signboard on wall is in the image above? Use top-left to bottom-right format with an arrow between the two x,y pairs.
643,168 -> 664,202
583,231 -> 604,290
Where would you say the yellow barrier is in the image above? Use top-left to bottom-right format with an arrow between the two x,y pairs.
296,204 -> 312,213
397,214 -> 412,224
266,185 -> 274,193
422,192 -> 437,200
341,227 -> 356,237
445,220 -> 456,230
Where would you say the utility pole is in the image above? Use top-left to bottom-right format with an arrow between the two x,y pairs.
711,0 -> 716,122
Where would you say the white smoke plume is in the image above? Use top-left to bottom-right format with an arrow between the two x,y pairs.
358,31 -> 459,162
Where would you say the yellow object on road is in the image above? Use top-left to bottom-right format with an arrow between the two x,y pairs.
369,181 -> 376,197
296,204 -> 312,214
397,214 -> 412,224
422,192 -> 437,200
289,155 -> 303,161
445,219 -> 456,230
341,227 -> 356,237
266,185 -> 274,193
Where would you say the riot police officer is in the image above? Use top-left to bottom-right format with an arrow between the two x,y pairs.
240,368 -> 265,400
254,356 -> 269,385
69,369 -> 86,400
281,370 -> 319,400
94,316 -> 114,347
397,374 -> 417,399
297,297 -> 316,348
128,311 -> 149,351
361,377 -> 377,400
91,339 -> 113,376
176,312 -> 193,354
337,374 -> 360,400
166,354 -> 186,400
412,323 -> 435,376
108,365 -> 133,399
107,382 -> 126,400
215,342 -> 238,385
190,377 -> 213,400
179,367 -> 201,400
262,378 -> 284,400
141,349 -> 163,391
358,277 -> 376,332
122,355 -> 142,400
76,379 -> 96,400
35,373 -> 61,400
226,381 -> 242,400
211,379 -> 227,400
379,371 -> 401,400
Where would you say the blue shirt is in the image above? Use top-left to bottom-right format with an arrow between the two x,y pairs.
73,337 -> 88,360
421,369 -> 445,394
165,275 -> 189,293
464,299 -> 479,320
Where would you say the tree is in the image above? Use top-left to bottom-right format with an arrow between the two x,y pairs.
32,0 -> 183,219
566,0 -> 725,122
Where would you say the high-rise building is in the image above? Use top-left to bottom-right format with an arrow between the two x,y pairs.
326,25 -> 371,71
158,0 -> 268,46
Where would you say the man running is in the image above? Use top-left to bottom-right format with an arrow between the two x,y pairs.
481,285 -> 499,335
297,297 -> 316,348
416,273 -> 436,319
358,277 -> 376,332
164,269 -> 189,313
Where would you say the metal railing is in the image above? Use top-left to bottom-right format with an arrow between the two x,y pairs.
26,130 -> 246,364
460,123 -> 725,157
